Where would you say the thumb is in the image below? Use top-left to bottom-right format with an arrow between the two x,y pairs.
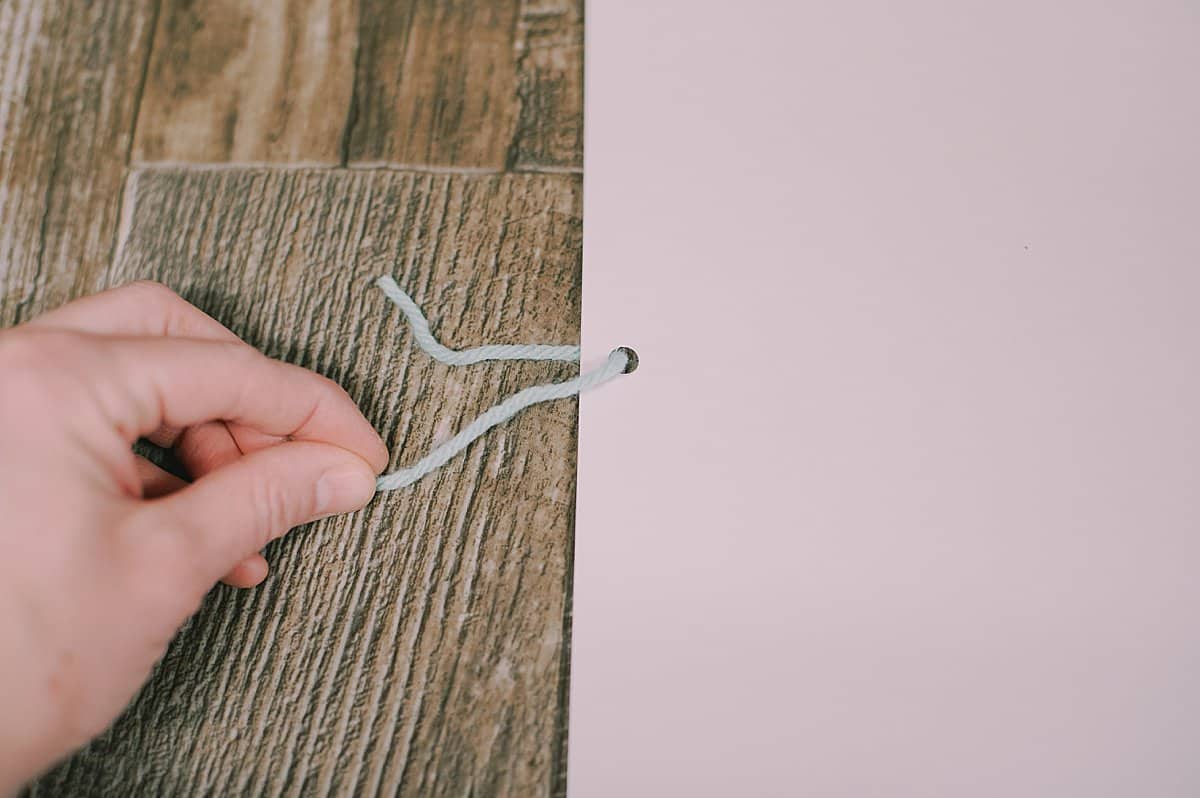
138,441 -> 378,583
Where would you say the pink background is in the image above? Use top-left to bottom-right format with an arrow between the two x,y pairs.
569,2 -> 1200,796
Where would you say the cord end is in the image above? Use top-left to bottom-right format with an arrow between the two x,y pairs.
617,346 -> 640,374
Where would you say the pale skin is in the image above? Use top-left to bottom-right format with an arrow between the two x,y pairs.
0,282 -> 390,792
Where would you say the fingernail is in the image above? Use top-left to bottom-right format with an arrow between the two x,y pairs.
314,463 -> 376,518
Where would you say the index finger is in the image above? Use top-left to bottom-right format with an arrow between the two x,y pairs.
29,281 -> 267,451
66,332 -> 389,473
29,280 -> 242,341
32,281 -> 329,459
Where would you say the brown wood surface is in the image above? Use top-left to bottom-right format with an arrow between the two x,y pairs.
130,0 -> 584,170
346,0 -> 583,170
29,168 -> 582,796
509,0 -> 585,172
5,0 -> 585,792
0,0 -> 157,326
132,0 -> 358,165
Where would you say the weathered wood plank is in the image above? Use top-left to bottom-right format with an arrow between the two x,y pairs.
30,167 -> 582,797
130,0 -> 583,171
346,0 -> 582,170
0,0 -> 158,326
131,0 -> 358,165
510,0 -> 584,172
346,0 -> 520,169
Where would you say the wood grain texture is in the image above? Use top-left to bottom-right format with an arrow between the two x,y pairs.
0,0 -> 157,327
345,0 -> 583,170
131,0 -> 582,171
132,0 -> 358,165
29,167 -> 582,797
510,0 -> 584,172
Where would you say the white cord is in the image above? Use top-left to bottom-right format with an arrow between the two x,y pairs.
376,276 -> 582,364
374,277 -> 636,491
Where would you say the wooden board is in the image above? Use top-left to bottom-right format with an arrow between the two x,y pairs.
348,0 -> 583,170
508,0 -> 585,172
29,167 -> 582,797
131,0 -> 358,165
0,0 -> 158,327
131,0 -> 584,171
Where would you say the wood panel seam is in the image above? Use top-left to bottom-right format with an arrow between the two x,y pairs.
105,0 -> 162,288
337,11 -> 363,168
130,161 -> 582,176
124,0 -> 163,168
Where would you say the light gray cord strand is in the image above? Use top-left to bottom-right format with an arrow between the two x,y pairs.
374,277 -> 634,491
376,348 -> 629,490
376,275 -> 581,365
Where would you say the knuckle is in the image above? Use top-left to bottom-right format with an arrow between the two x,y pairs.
232,338 -> 262,363
122,279 -> 180,305
308,373 -> 359,423
0,330 -> 85,403
120,280 -> 187,333
214,337 -> 261,372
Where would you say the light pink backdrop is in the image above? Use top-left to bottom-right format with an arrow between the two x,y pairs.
569,2 -> 1200,796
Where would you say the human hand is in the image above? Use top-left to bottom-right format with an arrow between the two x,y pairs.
0,282 -> 388,791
